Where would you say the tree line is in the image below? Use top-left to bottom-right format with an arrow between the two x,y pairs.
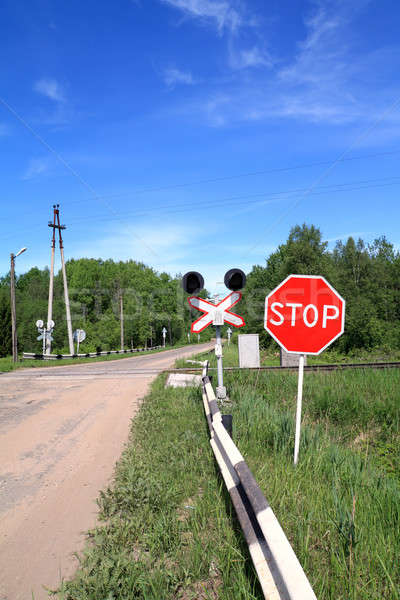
0,223 -> 399,356
0,258 -> 210,356
241,224 -> 400,353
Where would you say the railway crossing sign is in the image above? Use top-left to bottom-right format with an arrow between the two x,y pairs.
188,292 -> 245,333
264,274 -> 345,355
264,274 -> 346,465
73,329 -> 86,343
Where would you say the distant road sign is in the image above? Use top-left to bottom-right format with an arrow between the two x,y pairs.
37,334 -> 44,341
36,319 -> 44,328
73,329 -> 86,343
188,292 -> 245,333
47,319 -> 55,329
264,275 -> 345,355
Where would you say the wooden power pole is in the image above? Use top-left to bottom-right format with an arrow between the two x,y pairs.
120,292 -> 124,350
47,205 -> 74,355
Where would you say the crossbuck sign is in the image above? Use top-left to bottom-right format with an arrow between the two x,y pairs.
188,292 -> 245,333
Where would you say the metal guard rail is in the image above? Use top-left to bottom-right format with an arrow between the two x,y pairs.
22,346 -> 162,360
201,367 -> 317,600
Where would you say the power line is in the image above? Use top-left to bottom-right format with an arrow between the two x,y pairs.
2,173 -> 400,242
57,177 -> 400,229
0,96 -> 160,259
43,147 -> 400,207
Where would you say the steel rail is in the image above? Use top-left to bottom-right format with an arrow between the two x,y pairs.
168,360 -> 400,374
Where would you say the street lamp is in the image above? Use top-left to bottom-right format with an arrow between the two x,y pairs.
10,247 -> 27,362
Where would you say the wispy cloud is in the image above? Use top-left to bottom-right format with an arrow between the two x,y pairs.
22,157 -> 50,180
73,219 -> 258,293
161,0 -> 243,34
164,0 -> 400,132
163,66 -> 196,88
228,45 -> 273,70
34,78 -> 65,102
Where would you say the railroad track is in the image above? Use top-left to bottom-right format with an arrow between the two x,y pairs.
168,360 -> 400,373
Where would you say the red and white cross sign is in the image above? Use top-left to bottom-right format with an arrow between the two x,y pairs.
188,292 -> 245,333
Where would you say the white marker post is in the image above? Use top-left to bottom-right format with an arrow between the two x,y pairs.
162,326 -> 167,348
294,353 -> 304,465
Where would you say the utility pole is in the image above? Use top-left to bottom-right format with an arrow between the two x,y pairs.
46,206 -> 56,354
48,205 -> 74,355
120,292 -> 124,350
10,254 -> 17,362
10,247 -> 27,362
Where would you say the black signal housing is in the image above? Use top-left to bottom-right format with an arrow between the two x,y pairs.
182,271 -> 204,295
224,268 -> 246,291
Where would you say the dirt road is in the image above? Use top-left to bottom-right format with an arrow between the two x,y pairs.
0,343 -> 212,600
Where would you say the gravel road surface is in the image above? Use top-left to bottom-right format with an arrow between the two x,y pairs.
0,343 -> 212,600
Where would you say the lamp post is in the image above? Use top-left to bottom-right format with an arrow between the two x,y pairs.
10,247 -> 27,362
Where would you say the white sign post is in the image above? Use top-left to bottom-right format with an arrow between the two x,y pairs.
294,353 -> 305,465
162,326 -> 167,348
227,327 -> 232,345
73,329 -> 86,354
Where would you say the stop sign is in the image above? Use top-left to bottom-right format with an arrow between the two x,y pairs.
264,275 -> 345,354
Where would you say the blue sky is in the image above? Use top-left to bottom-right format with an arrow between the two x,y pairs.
1,0 -> 400,292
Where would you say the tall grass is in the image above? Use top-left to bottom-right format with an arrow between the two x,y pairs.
224,368 -> 400,598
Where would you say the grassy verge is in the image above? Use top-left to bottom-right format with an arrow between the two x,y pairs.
54,361 -> 399,599
54,375 -> 262,600
0,344 -> 184,373
223,368 -> 400,599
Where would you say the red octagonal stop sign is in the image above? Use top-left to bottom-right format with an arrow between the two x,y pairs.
264,275 -> 345,355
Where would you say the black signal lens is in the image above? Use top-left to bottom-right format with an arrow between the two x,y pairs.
224,268 -> 246,291
182,271 -> 204,295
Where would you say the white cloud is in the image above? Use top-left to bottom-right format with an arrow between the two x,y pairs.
161,0 -> 242,33
34,78 -> 65,102
71,220 -> 258,293
229,46 -> 273,70
22,157 -> 50,180
164,67 -> 196,88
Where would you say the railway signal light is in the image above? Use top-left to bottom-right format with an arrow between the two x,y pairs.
224,268 -> 246,291
182,271 -> 204,295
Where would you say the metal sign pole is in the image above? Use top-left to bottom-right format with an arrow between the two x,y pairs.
294,353 -> 305,465
215,324 -> 226,400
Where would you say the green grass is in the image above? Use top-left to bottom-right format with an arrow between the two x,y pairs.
0,345 -> 183,373
223,368 -> 400,599
53,358 -> 400,599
